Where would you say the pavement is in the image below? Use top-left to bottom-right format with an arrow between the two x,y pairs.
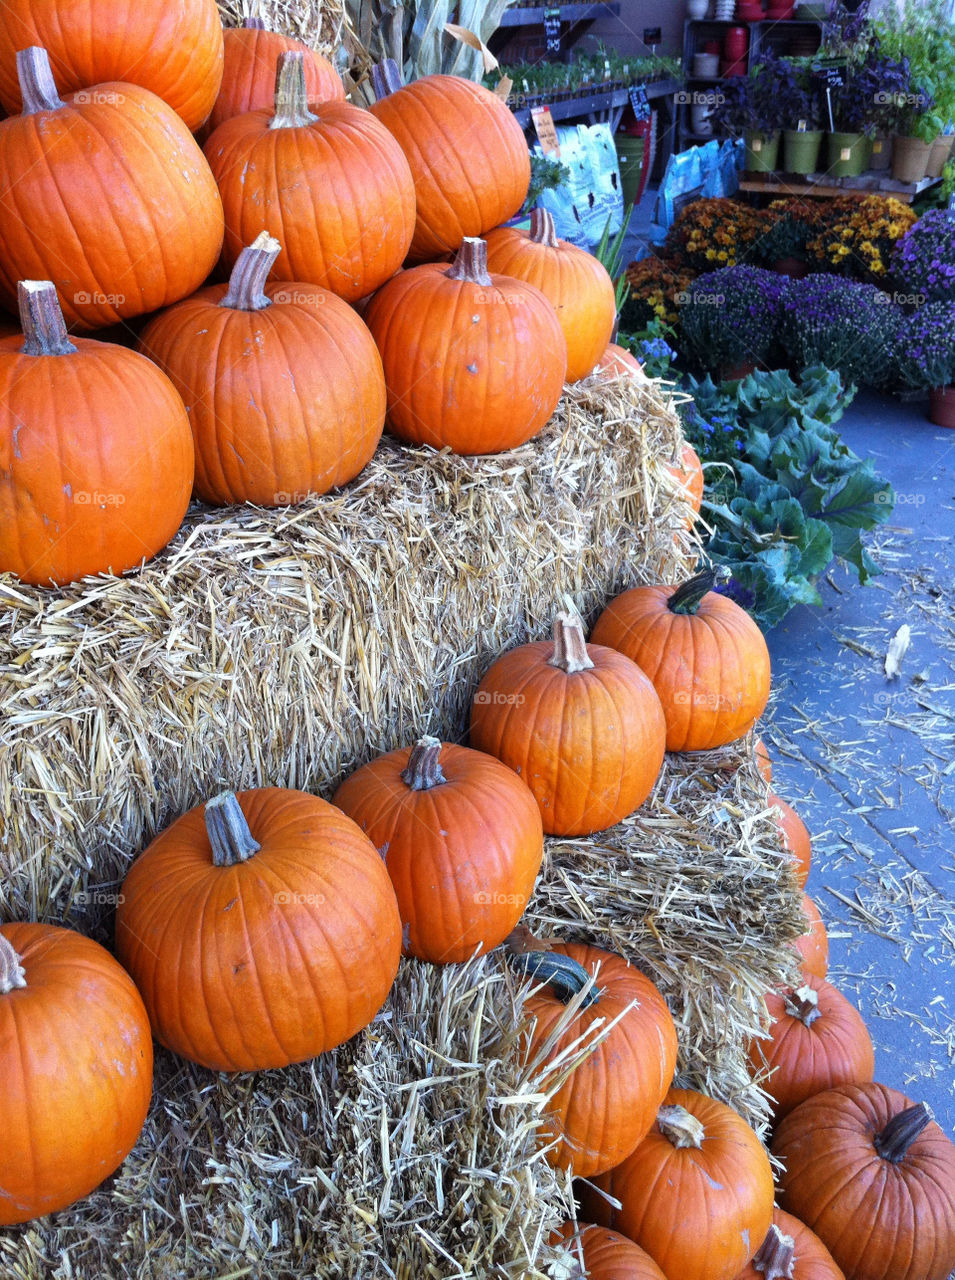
762,387 -> 955,1134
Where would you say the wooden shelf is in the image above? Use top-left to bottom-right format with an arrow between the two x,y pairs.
738,171 -> 942,204
510,78 -> 679,128
498,2 -> 619,27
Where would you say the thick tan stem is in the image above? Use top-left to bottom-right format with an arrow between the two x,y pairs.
400,736 -> 447,790
18,281 -> 77,357
0,933 -> 27,994
657,1104 -> 706,1148
530,207 -> 560,248
875,1103 -> 933,1163
784,984 -> 822,1027
751,1224 -> 796,1279
205,792 -> 262,866
17,47 -> 64,114
446,238 -> 493,286
220,233 -> 281,311
269,51 -> 317,129
549,612 -> 595,674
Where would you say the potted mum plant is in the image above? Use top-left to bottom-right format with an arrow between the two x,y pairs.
890,209 -> 955,304
679,264 -> 787,379
895,301 -> 955,426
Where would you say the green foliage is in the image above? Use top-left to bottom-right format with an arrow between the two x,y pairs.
525,153 -> 570,210
682,366 -> 894,629
594,206 -> 634,314
618,319 -> 677,379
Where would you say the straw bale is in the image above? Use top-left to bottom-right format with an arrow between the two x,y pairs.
217,0 -> 345,58
0,377 -> 804,1276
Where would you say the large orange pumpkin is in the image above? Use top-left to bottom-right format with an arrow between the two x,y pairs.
0,280 -> 194,586
0,922 -> 153,1226
332,736 -> 543,963
115,788 -> 402,1072
795,892 -> 829,979
364,237 -> 566,455
368,60 -> 530,262
584,1088 -> 775,1280
735,1210 -> 846,1280
139,232 -> 385,506
0,0 -> 223,130
773,1083 -> 955,1280
508,936 -> 677,1177
205,52 -> 415,303
595,342 -> 645,380
748,976 -> 874,1121
553,1223 -> 668,1280
470,610 -> 666,835
590,568 -> 771,751
0,48 -> 223,330
484,208 -> 615,381
204,18 -> 343,137
770,793 -> 812,887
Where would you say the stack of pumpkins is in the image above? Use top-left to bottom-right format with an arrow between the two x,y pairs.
0,0 -> 695,590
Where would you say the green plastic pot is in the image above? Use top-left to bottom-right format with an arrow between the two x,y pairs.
783,129 -> 822,175
615,135 -> 645,207
826,131 -> 869,178
869,133 -> 893,171
892,135 -> 932,184
745,129 -> 780,173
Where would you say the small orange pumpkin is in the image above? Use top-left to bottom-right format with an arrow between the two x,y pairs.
332,736 -> 543,964
595,342 -> 644,379
754,735 -> 773,782
553,1223 -> 668,1280
734,1210 -> 846,1280
470,610 -> 666,835
769,793 -> 812,887
591,568 -> 771,752
795,892 -> 829,979
484,207 -> 616,381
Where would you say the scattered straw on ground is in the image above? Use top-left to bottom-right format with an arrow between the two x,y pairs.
0,377 -> 806,1276
217,0 -> 345,57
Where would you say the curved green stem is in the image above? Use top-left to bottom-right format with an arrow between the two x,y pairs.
505,947 -> 600,1010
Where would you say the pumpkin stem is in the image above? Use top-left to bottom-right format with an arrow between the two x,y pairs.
205,792 -> 262,866
400,736 -> 447,790
666,566 -> 730,615
874,1102 -> 933,1163
530,207 -> 560,248
16,46 -> 65,114
549,612 -> 595,675
0,933 -> 27,994
18,281 -> 77,357
220,233 -> 281,311
751,1224 -> 797,1280
371,58 -> 404,100
784,984 -> 822,1028
657,1104 -> 706,1149
243,15 -> 267,27
504,937 -> 600,1009
270,51 -> 317,129
445,238 -> 493,287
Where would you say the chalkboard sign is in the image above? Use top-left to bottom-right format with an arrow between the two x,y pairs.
643,26 -> 662,46
811,62 -> 847,89
544,6 -> 562,56
629,84 -> 650,119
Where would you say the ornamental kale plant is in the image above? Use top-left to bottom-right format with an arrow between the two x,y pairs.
891,211 -> 955,304
895,301 -> 955,389
679,265 -> 786,371
682,366 -> 894,629
777,276 -> 903,387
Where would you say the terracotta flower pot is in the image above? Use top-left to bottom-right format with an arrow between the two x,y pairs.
926,133 -> 955,178
772,256 -> 809,279
929,385 -> 955,428
892,135 -> 932,183
720,358 -> 757,381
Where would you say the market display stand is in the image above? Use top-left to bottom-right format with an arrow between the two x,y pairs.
493,1 -> 620,64
738,170 -> 942,204
678,19 -> 823,153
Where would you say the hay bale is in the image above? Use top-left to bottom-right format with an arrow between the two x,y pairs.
216,0 -> 345,57
0,378 -> 804,1275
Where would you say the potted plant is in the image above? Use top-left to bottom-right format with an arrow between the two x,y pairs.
874,0 -> 955,177
711,58 -> 785,173
777,275 -> 903,388
895,300 -> 955,426
824,57 -> 881,177
678,264 -> 787,379
890,209 -> 955,304
888,83 -> 941,183
865,47 -> 914,172
759,203 -> 815,277
777,58 -> 824,174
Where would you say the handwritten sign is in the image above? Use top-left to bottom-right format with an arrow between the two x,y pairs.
643,26 -> 662,46
544,6 -> 562,56
531,105 -> 560,156
628,84 -> 651,119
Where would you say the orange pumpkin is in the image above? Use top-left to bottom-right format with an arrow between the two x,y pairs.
508,936 -> 677,1177
584,1088 -> 775,1280
332,736 -> 544,964
205,52 -> 415,303
795,892 -> 829,979
754,735 -> 773,782
734,1210 -> 846,1280
115,788 -> 402,1072
553,1223 -> 668,1280
748,975 -> 874,1121
0,922 -> 153,1225
205,18 -> 343,137
139,233 -> 385,506
364,237 -> 567,455
0,280 -> 194,586
667,442 -> 704,514
0,0 -> 223,130
0,48 -> 224,330
484,208 -> 615,381
470,610 -> 666,835
369,61 -> 530,262
769,793 -> 812,887
595,342 -> 644,379
591,568 -> 771,752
